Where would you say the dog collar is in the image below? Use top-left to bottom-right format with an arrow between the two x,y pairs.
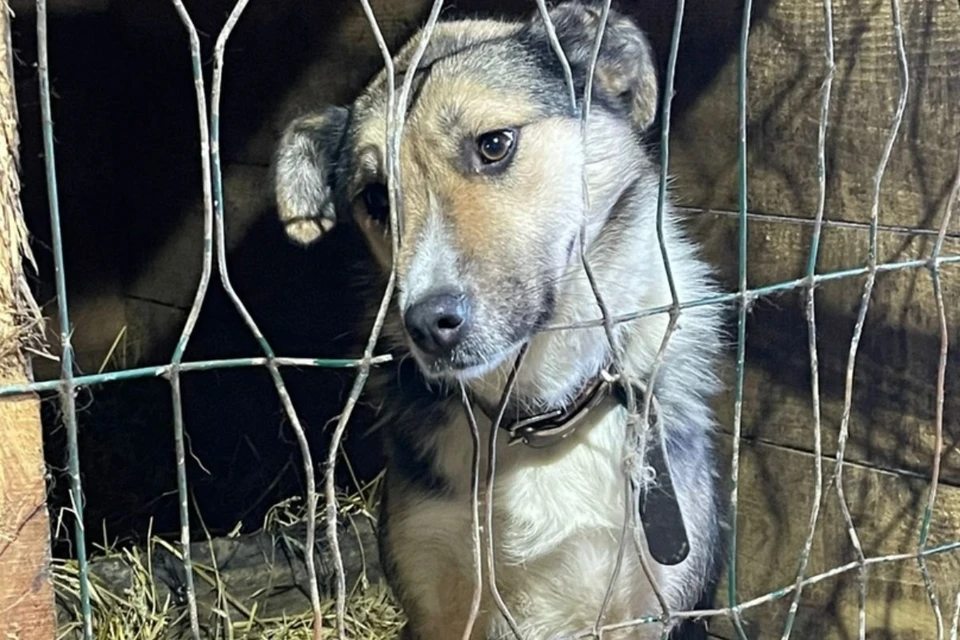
472,371 -> 691,566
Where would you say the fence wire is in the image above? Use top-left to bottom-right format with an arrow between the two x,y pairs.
3,0 -> 959,639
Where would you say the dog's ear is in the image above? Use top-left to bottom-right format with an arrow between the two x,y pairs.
530,1 -> 659,132
273,105 -> 350,246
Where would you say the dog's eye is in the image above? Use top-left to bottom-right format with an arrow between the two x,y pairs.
476,129 -> 516,164
361,183 -> 390,224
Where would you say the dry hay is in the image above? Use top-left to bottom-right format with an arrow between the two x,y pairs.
54,476 -> 405,640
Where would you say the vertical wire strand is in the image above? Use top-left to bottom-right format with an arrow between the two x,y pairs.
916,95 -> 960,640
533,0 -> 577,110
327,1 -> 399,633
167,1 -> 217,636
482,346 -> 529,640
832,2 -> 908,637
459,385 -> 485,640
627,0 -> 689,627
325,3 -> 445,636
204,2 -> 329,638
586,5 -> 637,624
36,1 -> 92,637
920,268 -> 948,640
563,0 -> 675,628
780,0 -> 834,636
390,0 -> 445,242
575,1 -> 666,632
728,0 -> 753,636
950,589 -> 960,640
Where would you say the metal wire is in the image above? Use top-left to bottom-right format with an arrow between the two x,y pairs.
0,355 -> 392,398
916,44 -> 960,639
166,1 -> 216,634
540,254 -> 960,333
480,347 -> 529,640
779,0 -> 835,635
458,384 -> 485,640
727,0 -> 753,635
208,3 -> 329,636
562,539 -> 960,636
832,1 -> 909,637
35,1 -> 92,637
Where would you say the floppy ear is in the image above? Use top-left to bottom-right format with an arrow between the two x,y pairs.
273,105 -> 350,246
530,1 -> 660,132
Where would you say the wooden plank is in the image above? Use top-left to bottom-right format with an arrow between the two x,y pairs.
709,435 -> 960,640
0,6 -> 56,638
681,211 -> 960,485
670,0 -> 960,230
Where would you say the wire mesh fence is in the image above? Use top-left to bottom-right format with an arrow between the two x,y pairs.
1,0 -> 959,638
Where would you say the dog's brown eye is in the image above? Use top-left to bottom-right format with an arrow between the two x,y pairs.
362,182 -> 390,224
476,129 -> 516,164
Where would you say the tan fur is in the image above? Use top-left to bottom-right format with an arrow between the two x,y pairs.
273,4 -> 724,638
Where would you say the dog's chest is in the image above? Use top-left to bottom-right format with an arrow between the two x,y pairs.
433,402 -> 627,540
401,404 -> 653,636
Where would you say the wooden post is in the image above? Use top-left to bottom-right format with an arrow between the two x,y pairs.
0,5 -> 57,639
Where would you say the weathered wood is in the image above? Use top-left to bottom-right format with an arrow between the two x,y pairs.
0,5 -> 56,638
711,435 -> 960,640
666,3 -> 960,632
671,0 -> 960,230
680,210 -> 960,485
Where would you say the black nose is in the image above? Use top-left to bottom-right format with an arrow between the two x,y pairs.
403,292 -> 471,356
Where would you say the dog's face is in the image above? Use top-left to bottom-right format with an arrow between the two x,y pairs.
274,2 -> 659,381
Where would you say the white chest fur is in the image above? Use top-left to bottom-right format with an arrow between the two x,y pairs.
388,400 -> 666,640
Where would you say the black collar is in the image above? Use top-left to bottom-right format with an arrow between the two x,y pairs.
470,370 -> 691,567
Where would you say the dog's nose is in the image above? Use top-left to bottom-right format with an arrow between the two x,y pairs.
404,292 -> 471,356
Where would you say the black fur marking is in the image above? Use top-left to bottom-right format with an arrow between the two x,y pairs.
565,235 -> 577,263
330,106 -> 359,223
514,23 -> 623,121
376,357 -> 454,497
661,400 -> 727,636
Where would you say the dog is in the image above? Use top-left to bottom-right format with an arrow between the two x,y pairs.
273,2 -> 726,638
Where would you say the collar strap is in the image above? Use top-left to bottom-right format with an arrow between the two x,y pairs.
503,374 -> 615,449
484,371 -> 690,567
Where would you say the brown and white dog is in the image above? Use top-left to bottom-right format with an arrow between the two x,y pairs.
273,2 -> 726,638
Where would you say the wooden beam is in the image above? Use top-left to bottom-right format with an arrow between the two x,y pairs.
711,435 -> 960,640
0,5 -> 56,639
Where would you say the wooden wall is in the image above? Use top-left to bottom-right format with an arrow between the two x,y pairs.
670,0 -> 960,636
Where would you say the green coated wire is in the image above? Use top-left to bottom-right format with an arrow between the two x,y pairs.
167,2 -> 215,635
2,257 -> 958,398
36,1 -> 92,637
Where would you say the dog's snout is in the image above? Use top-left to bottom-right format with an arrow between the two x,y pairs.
404,292 -> 471,356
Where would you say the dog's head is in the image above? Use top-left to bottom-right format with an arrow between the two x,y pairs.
274,2 -> 659,382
